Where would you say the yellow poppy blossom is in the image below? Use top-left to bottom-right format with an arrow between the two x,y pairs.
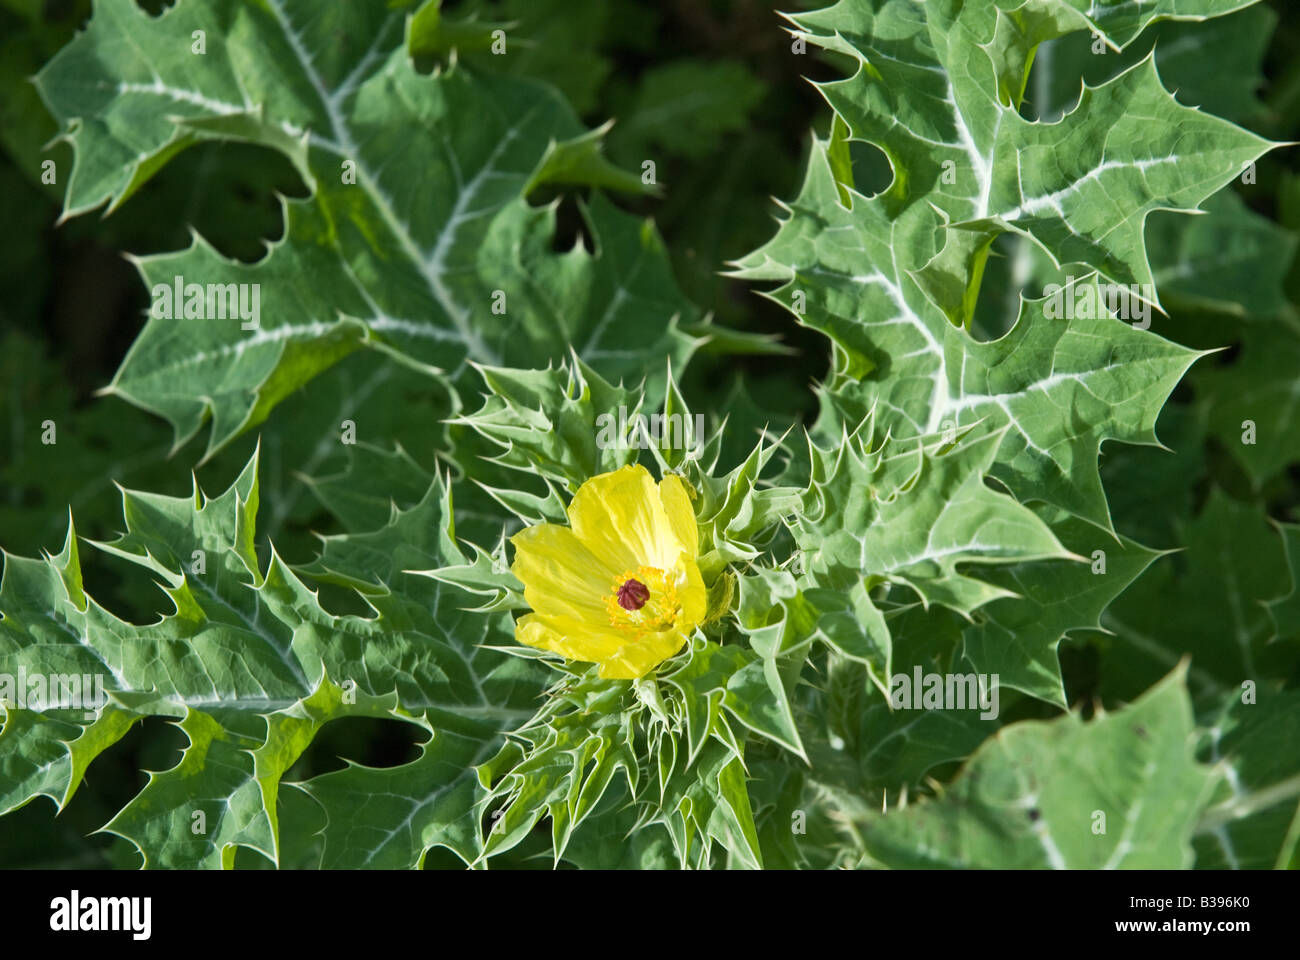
509,464 -> 706,679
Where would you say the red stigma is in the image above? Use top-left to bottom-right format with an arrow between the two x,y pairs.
617,578 -> 651,611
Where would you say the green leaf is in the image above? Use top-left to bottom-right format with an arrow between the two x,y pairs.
425,0 -> 638,116
100,680 -> 431,869
37,0 -> 698,458
735,0 -> 1272,527
791,422 -> 1076,617
967,54 -> 1271,298
0,448 -> 544,867
558,779 -> 676,869
0,708 -> 89,816
666,634 -> 806,762
690,430 -> 800,573
804,604 -> 996,806
1053,0 -> 1261,50
1149,190 -> 1297,320
854,666 -> 1216,868
451,356 -> 641,496
639,735 -> 763,869
293,710 -> 502,869
1099,490 -> 1296,709
477,670 -> 641,865
962,512 -> 1165,707
1028,4 -> 1274,127
408,0 -> 510,59
479,633 -> 785,869
1192,314 -> 1300,488
945,287 -> 1200,528
1195,690 -> 1300,869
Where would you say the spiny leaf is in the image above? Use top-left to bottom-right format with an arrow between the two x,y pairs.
0,448 -> 544,867
791,421 -> 1077,617
736,0 -> 1273,527
37,0 -> 700,458
478,633 -> 786,869
853,666 -> 1216,868
1027,4 -> 1274,127
451,357 -> 640,496
804,604 -> 994,803
962,511 -> 1165,708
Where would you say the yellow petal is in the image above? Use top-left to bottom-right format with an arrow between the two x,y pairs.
516,612 -> 627,663
596,628 -> 691,680
510,522 -> 614,622
516,610 -> 694,680
568,464 -> 683,572
658,474 -> 698,559
676,553 -> 707,626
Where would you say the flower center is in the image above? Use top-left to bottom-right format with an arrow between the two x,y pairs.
617,578 -> 650,611
605,566 -> 680,634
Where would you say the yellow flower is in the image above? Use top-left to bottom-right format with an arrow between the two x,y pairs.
509,464 -> 706,679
